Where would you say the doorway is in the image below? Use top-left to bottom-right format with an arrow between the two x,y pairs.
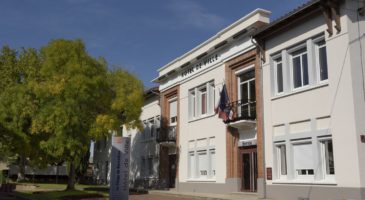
240,147 -> 257,192
168,154 -> 176,188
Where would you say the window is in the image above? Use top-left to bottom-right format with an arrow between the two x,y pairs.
199,87 -> 207,115
237,68 -> 256,118
291,47 -> 309,89
141,158 -> 145,177
189,90 -> 196,118
148,118 -> 155,138
274,57 -> 284,94
188,81 -> 214,119
188,152 -> 195,178
169,98 -> 177,125
315,39 -> 328,82
188,138 -> 215,180
320,139 -> 335,176
271,34 -> 329,96
197,150 -> 208,179
147,157 -> 153,176
276,144 -> 287,177
210,149 -> 216,178
292,142 -> 314,178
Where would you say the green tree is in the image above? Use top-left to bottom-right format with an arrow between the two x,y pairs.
30,39 -> 110,190
90,68 -> 144,139
0,47 -> 45,181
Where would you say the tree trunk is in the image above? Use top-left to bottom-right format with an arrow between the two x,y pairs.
56,165 -> 59,184
66,161 -> 76,190
17,155 -> 26,182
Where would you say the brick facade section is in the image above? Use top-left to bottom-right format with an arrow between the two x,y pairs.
224,48 -> 264,179
159,86 -> 180,184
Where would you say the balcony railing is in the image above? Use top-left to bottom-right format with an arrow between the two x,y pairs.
224,99 -> 256,124
156,125 -> 176,143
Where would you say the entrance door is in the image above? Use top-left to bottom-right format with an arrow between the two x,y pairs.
168,154 -> 176,188
241,148 -> 257,192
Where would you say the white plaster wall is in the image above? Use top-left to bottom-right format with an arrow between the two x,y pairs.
343,0 -> 365,187
129,96 -> 160,184
262,9 -> 362,188
179,63 -> 226,183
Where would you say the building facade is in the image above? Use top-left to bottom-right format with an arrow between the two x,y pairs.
92,87 -> 162,188
153,9 -> 270,194
254,0 -> 365,199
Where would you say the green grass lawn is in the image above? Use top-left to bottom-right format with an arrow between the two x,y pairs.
14,183 -> 109,200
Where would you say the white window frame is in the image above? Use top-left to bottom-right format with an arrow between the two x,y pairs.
188,81 -> 214,120
319,137 -> 335,181
273,55 -> 284,95
313,36 -> 329,84
189,90 -> 196,119
275,143 -> 287,180
291,139 -> 315,180
198,85 -> 208,116
188,151 -> 195,178
187,139 -> 216,181
236,66 -> 255,118
168,97 -> 177,126
209,149 -> 216,179
289,43 -> 309,91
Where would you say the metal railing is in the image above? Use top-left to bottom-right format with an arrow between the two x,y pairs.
156,126 -> 176,143
224,99 -> 256,123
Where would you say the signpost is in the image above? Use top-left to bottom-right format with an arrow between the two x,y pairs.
109,136 -> 130,200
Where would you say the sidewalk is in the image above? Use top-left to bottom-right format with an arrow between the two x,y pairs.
149,190 -> 271,200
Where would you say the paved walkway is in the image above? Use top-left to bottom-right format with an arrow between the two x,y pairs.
148,190 -> 269,200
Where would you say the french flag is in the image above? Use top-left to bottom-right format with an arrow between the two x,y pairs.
215,84 -> 232,121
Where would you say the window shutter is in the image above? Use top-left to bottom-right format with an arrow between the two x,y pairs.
169,100 -> 177,118
293,142 -> 314,171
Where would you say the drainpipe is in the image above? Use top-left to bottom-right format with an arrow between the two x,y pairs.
251,35 -> 266,199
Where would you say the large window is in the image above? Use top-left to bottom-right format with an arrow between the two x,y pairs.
291,47 -> 309,89
197,151 -> 208,179
315,38 -> 328,82
274,136 -> 336,182
187,138 -> 216,180
276,144 -> 287,178
320,139 -> 335,178
271,34 -> 329,96
169,98 -> 177,125
274,57 -> 284,94
189,81 -> 214,120
293,141 -> 314,178
237,68 -> 256,118
141,115 -> 160,140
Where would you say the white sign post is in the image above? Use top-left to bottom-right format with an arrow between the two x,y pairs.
109,136 -> 130,200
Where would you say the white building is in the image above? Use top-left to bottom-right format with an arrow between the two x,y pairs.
93,87 -> 162,188
254,0 -> 365,199
153,9 -> 270,194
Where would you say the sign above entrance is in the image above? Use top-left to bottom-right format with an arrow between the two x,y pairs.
238,139 -> 257,147
180,54 -> 220,78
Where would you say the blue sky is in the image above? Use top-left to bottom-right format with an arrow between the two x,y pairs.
0,0 -> 308,88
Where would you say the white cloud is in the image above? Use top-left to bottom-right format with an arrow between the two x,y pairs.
166,0 -> 226,30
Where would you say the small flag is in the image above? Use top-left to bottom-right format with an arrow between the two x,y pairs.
215,84 -> 232,121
